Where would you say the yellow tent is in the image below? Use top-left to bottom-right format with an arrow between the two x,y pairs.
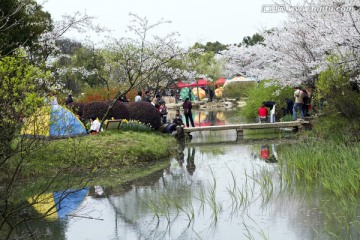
192,88 -> 206,100
215,87 -> 224,97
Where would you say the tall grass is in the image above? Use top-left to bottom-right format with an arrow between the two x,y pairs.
277,138 -> 360,198
259,136 -> 360,239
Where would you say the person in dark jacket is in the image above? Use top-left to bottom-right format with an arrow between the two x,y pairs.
284,98 -> 294,115
65,94 -> 73,105
182,98 -> 195,127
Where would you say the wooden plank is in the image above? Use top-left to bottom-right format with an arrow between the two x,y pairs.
183,121 -> 309,133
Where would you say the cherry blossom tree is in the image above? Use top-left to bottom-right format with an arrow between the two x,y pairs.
98,13 -> 197,127
218,0 -> 360,88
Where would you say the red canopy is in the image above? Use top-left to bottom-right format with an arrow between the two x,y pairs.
214,78 -> 226,86
170,81 -> 191,89
190,79 -> 209,87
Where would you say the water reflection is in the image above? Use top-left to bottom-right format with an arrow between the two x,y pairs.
259,144 -> 278,163
17,140 -> 360,240
28,188 -> 90,221
186,147 -> 196,175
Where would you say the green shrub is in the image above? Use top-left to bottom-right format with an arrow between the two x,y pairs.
127,101 -> 162,130
310,114 -> 360,141
240,80 -> 294,120
317,58 -> 360,119
222,81 -> 256,99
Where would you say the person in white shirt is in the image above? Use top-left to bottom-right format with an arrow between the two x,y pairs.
134,91 -> 142,102
89,116 -> 101,134
292,87 -> 305,120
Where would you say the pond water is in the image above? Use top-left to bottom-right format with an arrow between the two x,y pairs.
19,109 -> 353,240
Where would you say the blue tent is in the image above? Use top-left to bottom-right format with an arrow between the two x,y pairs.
21,105 -> 87,138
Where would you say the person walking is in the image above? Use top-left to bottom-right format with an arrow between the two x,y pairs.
182,98 -> 195,127
292,87 -> 305,120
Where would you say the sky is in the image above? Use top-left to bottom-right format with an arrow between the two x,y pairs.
40,0 -> 290,47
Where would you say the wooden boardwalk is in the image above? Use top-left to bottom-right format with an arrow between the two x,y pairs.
180,121 -> 310,140
183,121 -> 309,133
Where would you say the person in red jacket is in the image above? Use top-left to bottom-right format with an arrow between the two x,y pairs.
258,102 -> 268,123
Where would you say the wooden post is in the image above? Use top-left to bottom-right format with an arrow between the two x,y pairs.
236,130 -> 244,141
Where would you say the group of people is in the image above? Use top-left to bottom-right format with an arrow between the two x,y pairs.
257,86 -> 312,123
135,90 -> 196,128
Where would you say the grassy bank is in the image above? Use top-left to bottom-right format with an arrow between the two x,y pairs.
19,130 -> 177,178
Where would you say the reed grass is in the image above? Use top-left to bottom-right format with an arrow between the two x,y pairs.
255,136 -> 360,239
277,139 -> 360,198
206,168 -> 222,222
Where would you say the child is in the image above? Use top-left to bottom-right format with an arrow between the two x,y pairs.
89,116 -> 101,134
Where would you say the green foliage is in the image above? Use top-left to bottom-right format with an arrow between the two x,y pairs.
317,57 -> 360,118
0,0 -> 52,56
0,56 -> 48,155
187,50 -> 222,80
310,114 -> 360,141
72,46 -> 106,87
188,43 -> 224,80
240,80 -> 294,120
222,81 -> 256,99
52,42 -> 107,93
242,33 -> 264,47
193,41 -> 229,54
128,102 -> 162,130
